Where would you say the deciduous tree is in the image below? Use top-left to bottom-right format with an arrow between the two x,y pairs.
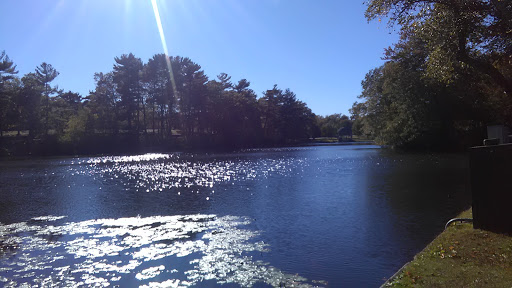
365,0 -> 512,95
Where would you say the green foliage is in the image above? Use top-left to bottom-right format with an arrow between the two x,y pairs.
61,108 -> 91,144
207,75 -> 262,148
173,56 -> 209,138
0,50 -> 317,155
0,51 -> 17,85
35,62 -> 60,135
0,51 -> 18,137
349,102 -> 368,137
113,53 -> 144,132
0,79 -> 18,135
354,54 -> 497,149
35,62 -> 59,86
50,91 -> 83,136
337,119 -> 352,140
365,0 -> 512,95
360,62 -> 432,147
316,114 -> 352,138
356,0 -> 512,150
20,73 -> 44,135
259,85 -> 316,144
86,72 -> 119,134
143,54 -> 175,138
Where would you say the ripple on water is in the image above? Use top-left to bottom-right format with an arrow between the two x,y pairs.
70,153 -> 312,194
0,215 -> 325,287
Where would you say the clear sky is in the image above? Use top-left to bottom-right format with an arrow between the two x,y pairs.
0,0 -> 398,116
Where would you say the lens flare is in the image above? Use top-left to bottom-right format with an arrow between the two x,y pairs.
150,0 -> 177,96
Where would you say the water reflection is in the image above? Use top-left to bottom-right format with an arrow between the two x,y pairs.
75,152 -> 310,194
0,214 -> 324,287
0,146 -> 471,286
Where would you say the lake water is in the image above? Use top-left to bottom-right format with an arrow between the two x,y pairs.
0,145 -> 471,287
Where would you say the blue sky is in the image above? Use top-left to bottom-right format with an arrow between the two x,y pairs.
0,0 -> 397,116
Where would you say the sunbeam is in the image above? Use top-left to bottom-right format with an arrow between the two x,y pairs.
150,0 -> 177,96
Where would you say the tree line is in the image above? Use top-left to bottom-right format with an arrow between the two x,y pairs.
0,51 -> 353,156
2,1 -> 510,154
352,0 -> 511,150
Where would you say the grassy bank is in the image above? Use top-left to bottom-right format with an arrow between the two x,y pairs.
309,136 -> 374,144
383,209 -> 512,287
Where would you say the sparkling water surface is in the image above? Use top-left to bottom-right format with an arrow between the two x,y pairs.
0,145 -> 470,287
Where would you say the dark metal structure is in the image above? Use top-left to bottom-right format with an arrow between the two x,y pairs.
444,218 -> 473,230
469,143 -> 512,233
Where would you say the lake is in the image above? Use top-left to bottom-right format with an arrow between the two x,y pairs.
0,145 -> 471,287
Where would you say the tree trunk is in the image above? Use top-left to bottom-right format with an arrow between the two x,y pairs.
160,105 -> 165,139
457,31 -> 512,96
151,102 -> 155,134
142,98 -> 147,135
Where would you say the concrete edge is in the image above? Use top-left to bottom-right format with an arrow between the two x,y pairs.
379,259 -> 413,287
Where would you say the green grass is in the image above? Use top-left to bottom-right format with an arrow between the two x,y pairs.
311,137 -> 339,143
384,209 -> 512,287
310,136 -> 375,143
351,135 -> 373,141
1,130 -> 30,137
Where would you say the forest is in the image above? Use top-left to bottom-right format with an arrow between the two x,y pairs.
0,52 -> 354,156
2,0 -> 509,155
352,0 -> 511,150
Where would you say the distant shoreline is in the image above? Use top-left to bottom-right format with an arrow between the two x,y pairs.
0,138 -> 378,161
302,140 -> 376,146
